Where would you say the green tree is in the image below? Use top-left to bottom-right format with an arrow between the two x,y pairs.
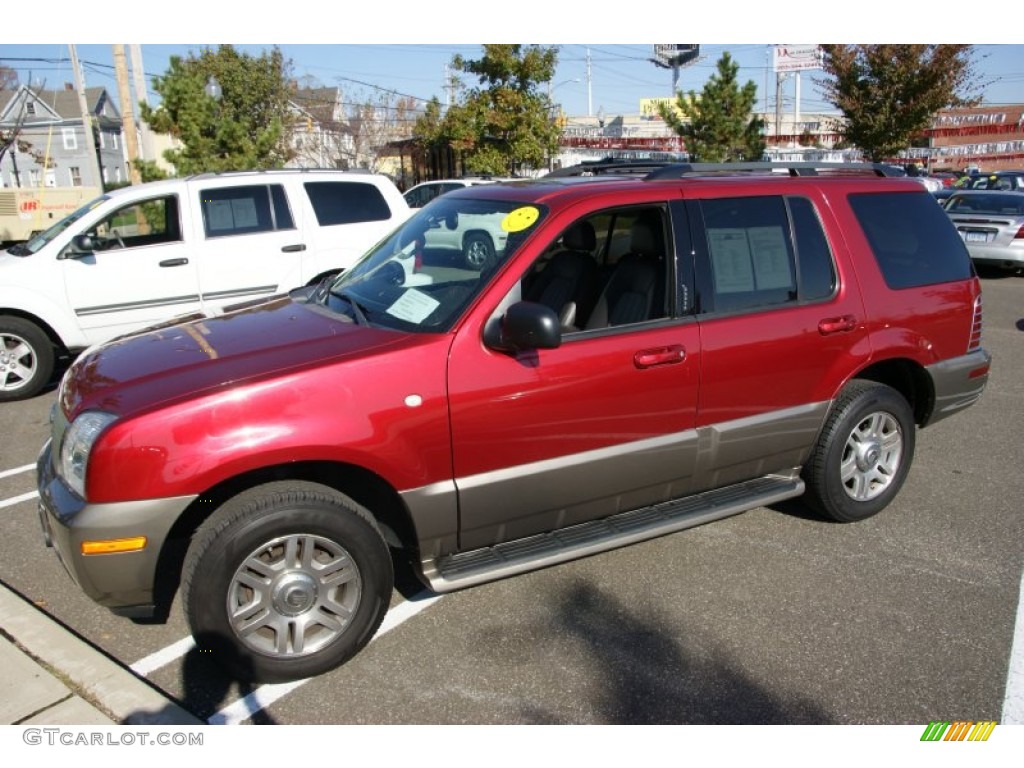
658,52 -> 765,162
141,45 -> 296,174
444,45 -> 561,175
817,45 -> 982,162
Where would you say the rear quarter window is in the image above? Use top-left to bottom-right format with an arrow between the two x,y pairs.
849,191 -> 972,289
304,181 -> 392,225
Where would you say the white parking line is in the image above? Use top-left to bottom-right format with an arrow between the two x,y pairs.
130,636 -> 197,676
0,490 -> 38,509
208,592 -> 443,725
0,463 -> 35,479
1002,569 -> 1024,724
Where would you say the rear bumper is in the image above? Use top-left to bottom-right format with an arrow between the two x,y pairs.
923,348 -> 992,427
36,440 -> 196,616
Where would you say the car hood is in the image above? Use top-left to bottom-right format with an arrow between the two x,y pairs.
60,295 -> 415,418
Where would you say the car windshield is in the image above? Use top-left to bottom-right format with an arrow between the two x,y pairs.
319,196 -> 547,332
13,195 -> 110,255
946,193 -> 1024,216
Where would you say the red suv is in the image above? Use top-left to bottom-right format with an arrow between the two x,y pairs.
37,163 -> 990,682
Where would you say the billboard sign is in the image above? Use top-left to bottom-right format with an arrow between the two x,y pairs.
773,45 -> 822,73
653,45 -> 700,69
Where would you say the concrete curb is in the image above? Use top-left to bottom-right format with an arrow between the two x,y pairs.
0,583 -> 202,725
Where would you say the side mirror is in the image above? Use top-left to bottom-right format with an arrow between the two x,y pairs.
70,234 -> 97,254
484,301 -> 561,353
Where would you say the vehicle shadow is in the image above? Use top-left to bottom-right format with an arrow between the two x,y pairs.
515,580 -> 831,724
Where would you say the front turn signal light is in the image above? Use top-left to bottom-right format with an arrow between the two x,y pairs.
81,536 -> 147,555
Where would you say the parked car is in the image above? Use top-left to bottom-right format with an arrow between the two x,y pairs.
0,169 -> 411,401
37,162 -> 990,683
405,179 -> 518,269
967,171 -> 1024,192
943,189 -> 1024,270
403,177 -> 512,209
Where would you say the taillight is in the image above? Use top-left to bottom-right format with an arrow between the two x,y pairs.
969,295 -> 983,351
1015,226 -> 1024,239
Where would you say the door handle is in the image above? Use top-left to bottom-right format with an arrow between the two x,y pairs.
281,244 -> 307,253
634,345 -> 686,369
818,315 -> 857,335
159,258 -> 188,267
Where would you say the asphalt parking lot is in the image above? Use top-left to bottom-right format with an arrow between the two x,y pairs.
0,272 -> 1021,726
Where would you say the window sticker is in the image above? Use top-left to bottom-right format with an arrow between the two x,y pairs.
501,206 -> 539,233
387,289 -> 441,324
708,228 -> 755,293
747,226 -> 793,290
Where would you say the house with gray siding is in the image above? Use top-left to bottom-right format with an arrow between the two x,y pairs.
0,85 -> 127,190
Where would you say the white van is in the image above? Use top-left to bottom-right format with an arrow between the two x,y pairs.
0,169 -> 411,400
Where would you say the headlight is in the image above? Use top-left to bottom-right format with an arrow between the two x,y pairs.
59,411 -> 117,499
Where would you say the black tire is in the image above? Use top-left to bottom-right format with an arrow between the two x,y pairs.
463,232 -> 495,271
802,381 -> 916,523
182,481 -> 393,683
0,316 -> 55,402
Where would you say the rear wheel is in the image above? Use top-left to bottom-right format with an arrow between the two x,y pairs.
802,381 -> 915,523
0,316 -> 55,402
182,482 -> 393,683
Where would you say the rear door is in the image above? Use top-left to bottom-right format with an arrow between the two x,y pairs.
686,190 -> 870,489
191,180 -> 308,308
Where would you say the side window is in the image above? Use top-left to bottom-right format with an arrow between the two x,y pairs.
849,191 -> 972,289
789,197 -> 836,302
701,196 -> 796,313
201,185 -> 291,238
304,181 -> 391,226
87,196 -> 181,250
520,205 -> 670,332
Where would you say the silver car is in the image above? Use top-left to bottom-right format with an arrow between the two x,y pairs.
944,190 -> 1024,270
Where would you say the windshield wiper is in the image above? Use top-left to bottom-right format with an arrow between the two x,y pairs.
6,243 -> 30,256
329,289 -> 370,326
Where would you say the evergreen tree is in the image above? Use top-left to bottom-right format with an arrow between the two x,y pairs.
817,45 -> 981,162
443,45 -> 561,175
142,45 -> 295,174
659,52 -> 765,162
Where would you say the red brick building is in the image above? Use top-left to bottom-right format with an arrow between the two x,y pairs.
905,105 -> 1024,172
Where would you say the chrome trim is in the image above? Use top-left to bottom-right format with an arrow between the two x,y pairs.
201,285 -> 278,301
75,295 -> 201,316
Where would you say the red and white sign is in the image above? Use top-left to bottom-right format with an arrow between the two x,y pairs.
773,45 -> 822,73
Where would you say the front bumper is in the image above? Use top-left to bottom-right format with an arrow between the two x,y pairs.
36,439 -> 197,616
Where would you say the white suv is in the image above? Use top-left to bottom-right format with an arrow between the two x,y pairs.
0,169 -> 411,400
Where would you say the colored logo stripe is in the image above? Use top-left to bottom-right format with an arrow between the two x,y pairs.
920,720 -> 996,742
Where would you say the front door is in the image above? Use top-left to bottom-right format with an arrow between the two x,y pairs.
62,194 -> 200,345
446,203 -> 702,551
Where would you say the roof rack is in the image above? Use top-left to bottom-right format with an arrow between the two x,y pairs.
643,162 -> 905,181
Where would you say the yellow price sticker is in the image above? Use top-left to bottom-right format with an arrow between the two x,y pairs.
501,206 -> 539,233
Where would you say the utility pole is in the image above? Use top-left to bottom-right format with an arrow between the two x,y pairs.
113,45 -> 142,185
586,48 -> 593,117
68,44 -> 103,189
129,44 -> 154,161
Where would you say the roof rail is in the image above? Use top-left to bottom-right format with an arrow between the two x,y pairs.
544,159 -> 679,178
643,162 -> 905,181
185,168 -> 375,182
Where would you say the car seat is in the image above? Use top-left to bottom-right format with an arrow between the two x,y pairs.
585,211 -> 665,329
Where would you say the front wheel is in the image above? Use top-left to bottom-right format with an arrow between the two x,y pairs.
802,381 -> 916,523
463,232 -> 495,271
0,316 -> 55,402
182,482 -> 393,683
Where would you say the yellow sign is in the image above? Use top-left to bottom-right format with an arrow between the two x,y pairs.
501,206 -> 539,233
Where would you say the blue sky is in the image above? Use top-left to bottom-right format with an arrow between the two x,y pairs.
4,3 -> 1022,120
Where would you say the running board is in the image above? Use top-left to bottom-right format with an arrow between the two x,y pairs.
421,474 -> 805,593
